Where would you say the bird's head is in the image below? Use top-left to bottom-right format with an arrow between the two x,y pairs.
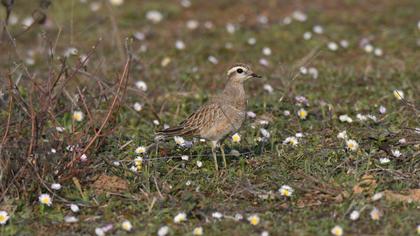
226,63 -> 261,83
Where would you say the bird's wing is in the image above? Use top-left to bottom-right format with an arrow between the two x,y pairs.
156,103 -> 223,138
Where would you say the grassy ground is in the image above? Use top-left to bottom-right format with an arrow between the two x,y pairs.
0,0 -> 419,235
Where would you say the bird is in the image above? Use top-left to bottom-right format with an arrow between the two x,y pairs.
155,63 -> 261,171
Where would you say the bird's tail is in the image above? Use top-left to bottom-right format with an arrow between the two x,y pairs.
154,125 -> 196,142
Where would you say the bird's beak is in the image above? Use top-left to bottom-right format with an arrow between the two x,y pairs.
250,73 -> 262,78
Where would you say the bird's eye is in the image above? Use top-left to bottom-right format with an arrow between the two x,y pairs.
237,68 -> 243,73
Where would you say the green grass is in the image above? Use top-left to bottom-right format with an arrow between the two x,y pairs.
0,0 -> 419,235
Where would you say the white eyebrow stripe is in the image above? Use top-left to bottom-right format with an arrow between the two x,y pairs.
227,66 -> 246,76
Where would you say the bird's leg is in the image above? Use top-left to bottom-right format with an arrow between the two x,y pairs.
211,141 -> 219,172
220,142 -> 227,168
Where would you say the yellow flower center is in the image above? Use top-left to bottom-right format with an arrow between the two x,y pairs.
232,134 -> 241,143
0,215 -> 6,222
250,217 -> 259,225
41,197 -> 49,204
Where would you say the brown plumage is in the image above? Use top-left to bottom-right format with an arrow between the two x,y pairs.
156,63 -> 261,171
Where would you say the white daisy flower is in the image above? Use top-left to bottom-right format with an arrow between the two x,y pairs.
0,211 -> 10,225
247,37 -> 256,45
331,225 -> 343,236
21,17 -> 34,29
90,2 -> 101,12
208,55 -> 219,64
174,136 -> 185,146
292,11 -> 307,22
80,154 -> 88,162
379,105 -> 386,114
212,212 -> 223,219
180,0 -> 191,8
39,193 -> 52,206
112,161 -> 120,166
283,137 -> 298,146
340,40 -> 349,48
308,67 -> 318,79
262,47 -> 272,56
130,165 -> 138,172
259,58 -> 270,67
357,113 -> 368,121
72,111 -> 84,122
64,47 -> 78,57
133,102 -> 143,111
370,207 -> 381,220
196,161 -> 203,168
337,130 -> 348,140
146,10 -> 163,23
247,111 -> 256,118
193,227 -> 203,235
328,42 -> 338,51
95,227 -> 105,236
234,213 -> 243,221
109,0 -> 124,6
391,149 -> 401,157
374,48 -> 383,56
226,23 -> 236,34
283,110 -> 291,116
51,183 -> 61,190
297,108 -> 308,120
153,119 -> 160,125
175,40 -> 186,50
313,25 -> 324,34
303,32 -> 312,40
203,21 -> 213,29
121,220 -> 133,231
247,214 -> 260,225
232,133 -> 241,143
295,133 -> 304,138
135,80 -> 148,91
372,192 -> 384,201
279,185 -> 294,197
135,146 -> 146,154
379,157 -> 390,164
186,19 -> 199,30
282,16 -> 292,25
181,155 -> 189,161
257,15 -> 268,24
261,231 -> 270,236
346,139 -> 359,151
364,44 -> 374,53
158,226 -> 170,236
173,212 -> 187,223
263,84 -> 273,93
70,204 -> 80,212
133,32 -> 145,41
64,215 -> 78,223
161,57 -> 171,67
349,210 -> 360,221
260,128 -> 270,138
339,114 -> 353,123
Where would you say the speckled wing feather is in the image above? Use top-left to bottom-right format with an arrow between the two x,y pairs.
156,103 -> 223,138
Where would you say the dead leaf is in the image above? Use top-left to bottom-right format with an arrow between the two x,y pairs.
91,174 -> 129,194
353,175 -> 377,194
383,189 -> 420,203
